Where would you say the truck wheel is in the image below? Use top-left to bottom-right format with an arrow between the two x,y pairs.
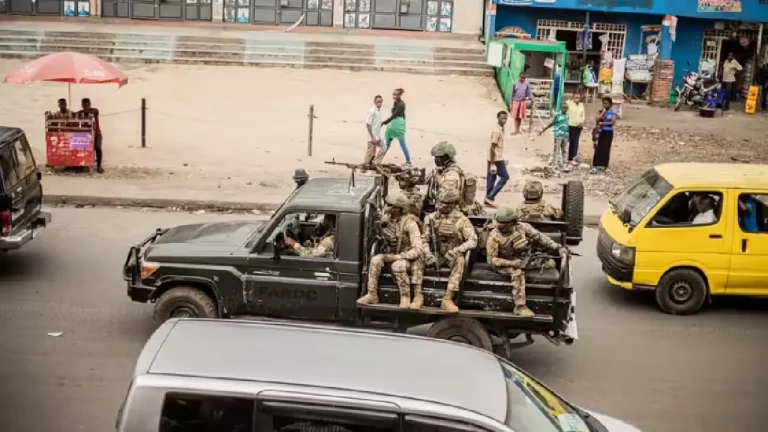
561,180 -> 584,241
655,269 -> 707,315
426,316 -> 493,352
154,286 -> 218,324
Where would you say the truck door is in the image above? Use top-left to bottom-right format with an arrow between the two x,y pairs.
242,211 -> 339,321
726,190 -> 768,295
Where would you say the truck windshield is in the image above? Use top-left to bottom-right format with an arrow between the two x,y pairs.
610,169 -> 673,227
502,361 -> 590,432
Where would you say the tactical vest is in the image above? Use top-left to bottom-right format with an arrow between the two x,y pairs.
381,215 -> 399,253
519,202 -> 546,220
427,163 -> 466,202
432,211 -> 465,256
497,225 -> 529,258
395,214 -> 421,254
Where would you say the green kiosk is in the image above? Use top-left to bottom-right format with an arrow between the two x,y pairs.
486,38 -> 567,125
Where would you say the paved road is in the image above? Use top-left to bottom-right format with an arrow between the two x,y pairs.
1,207 -> 766,432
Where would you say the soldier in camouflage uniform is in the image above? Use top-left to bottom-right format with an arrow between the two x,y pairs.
357,194 -> 425,309
422,189 -> 478,312
486,206 -> 567,317
395,167 -> 425,218
285,214 -> 336,258
516,180 -> 564,221
426,141 -> 485,216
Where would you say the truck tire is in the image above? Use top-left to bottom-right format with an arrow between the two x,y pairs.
655,269 -> 707,315
426,316 -> 493,352
561,180 -> 584,241
154,286 -> 218,324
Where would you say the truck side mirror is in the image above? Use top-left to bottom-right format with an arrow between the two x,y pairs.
272,232 -> 284,261
36,171 -> 42,181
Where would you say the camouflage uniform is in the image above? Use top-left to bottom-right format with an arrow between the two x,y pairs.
358,194 -> 425,309
486,206 -> 564,318
426,141 -> 485,217
517,180 -> 564,221
291,235 -> 335,258
395,168 -> 425,217
422,189 -> 478,312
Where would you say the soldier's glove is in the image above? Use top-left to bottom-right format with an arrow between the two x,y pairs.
510,259 -> 524,269
444,249 -> 459,263
425,253 -> 437,266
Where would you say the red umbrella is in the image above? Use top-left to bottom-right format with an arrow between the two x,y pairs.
3,51 -> 129,104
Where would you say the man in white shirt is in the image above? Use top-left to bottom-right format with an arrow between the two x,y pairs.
691,196 -> 717,225
363,95 -> 386,165
721,53 -> 743,111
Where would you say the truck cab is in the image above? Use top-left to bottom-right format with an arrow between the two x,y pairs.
124,175 -> 579,355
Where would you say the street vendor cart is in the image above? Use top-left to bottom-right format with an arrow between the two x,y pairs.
45,114 -> 95,171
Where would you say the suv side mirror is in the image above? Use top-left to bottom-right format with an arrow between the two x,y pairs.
272,232 -> 284,262
36,171 -> 42,181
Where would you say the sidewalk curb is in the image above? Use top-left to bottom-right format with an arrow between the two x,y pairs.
44,194 -> 602,226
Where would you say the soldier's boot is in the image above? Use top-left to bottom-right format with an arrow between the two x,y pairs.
440,290 -> 459,313
513,305 -> 535,318
398,286 -> 411,309
356,285 -> 379,305
410,285 -> 423,310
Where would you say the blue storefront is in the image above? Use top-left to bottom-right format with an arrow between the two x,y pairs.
484,0 -> 768,89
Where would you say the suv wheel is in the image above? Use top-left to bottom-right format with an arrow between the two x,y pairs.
561,180 -> 584,244
426,316 -> 493,352
154,286 -> 218,324
655,269 -> 707,315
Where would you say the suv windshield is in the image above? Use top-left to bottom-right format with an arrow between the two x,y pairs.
502,361 -> 590,432
611,169 -> 673,226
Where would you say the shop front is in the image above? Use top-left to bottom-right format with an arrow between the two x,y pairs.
343,0 -> 454,31
2,0 -> 75,15
101,0 -> 212,19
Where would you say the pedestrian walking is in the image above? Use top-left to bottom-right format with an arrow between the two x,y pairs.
484,110 -> 509,208
363,95 -> 386,165
78,97 -> 104,174
721,53 -> 742,111
539,103 -> 570,173
382,88 -> 411,165
509,73 -> 534,135
591,97 -> 618,174
566,92 -> 585,167
759,62 -> 768,112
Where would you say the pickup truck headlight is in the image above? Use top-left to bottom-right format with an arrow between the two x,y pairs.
141,262 -> 160,279
610,243 -> 635,264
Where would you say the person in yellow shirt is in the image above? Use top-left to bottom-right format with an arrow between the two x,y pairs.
566,92 -> 586,167
721,53 -> 743,111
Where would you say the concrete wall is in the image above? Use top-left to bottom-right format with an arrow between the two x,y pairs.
453,0 -> 485,35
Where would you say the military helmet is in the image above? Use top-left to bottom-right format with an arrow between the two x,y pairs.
430,141 -> 457,158
437,188 -> 462,204
494,205 -> 520,223
523,180 -> 544,201
387,193 -> 411,209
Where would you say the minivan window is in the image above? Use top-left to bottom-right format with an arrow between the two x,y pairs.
611,169 -> 673,227
12,138 -> 36,179
501,361 -> 589,432
0,147 -> 19,191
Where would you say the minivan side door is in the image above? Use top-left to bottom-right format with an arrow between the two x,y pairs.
726,189 -> 768,295
634,188 -> 733,293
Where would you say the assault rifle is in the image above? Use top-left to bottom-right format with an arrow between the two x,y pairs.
325,160 -> 409,175
428,218 -> 442,277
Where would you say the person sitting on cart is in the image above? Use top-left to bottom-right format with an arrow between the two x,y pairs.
46,98 -> 74,119
78,98 -> 104,174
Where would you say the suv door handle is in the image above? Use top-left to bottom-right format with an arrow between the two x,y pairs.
709,234 -> 722,239
742,238 -> 748,253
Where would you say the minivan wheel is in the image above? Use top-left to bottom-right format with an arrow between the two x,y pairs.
655,269 -> 707,315
154,286 -> 218,324
426,316 -> 493,352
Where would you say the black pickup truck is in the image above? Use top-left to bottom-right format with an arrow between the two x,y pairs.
124,174 -> 582,354
0,127 -> 51,253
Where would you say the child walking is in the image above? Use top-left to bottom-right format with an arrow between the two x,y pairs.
539,103 -> 571,173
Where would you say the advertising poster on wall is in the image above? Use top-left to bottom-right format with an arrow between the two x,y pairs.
697,0 -> 742,13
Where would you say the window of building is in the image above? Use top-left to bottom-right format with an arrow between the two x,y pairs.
738,193 -> 768,233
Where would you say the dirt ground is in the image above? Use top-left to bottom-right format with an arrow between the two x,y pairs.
2,58 -> 767,200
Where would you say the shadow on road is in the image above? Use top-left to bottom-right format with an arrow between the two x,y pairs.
0,250 -> 49,283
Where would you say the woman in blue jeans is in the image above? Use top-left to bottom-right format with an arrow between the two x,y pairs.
382,88 -> 411,165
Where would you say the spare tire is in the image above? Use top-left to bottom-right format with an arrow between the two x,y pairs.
561,180 -> 584,243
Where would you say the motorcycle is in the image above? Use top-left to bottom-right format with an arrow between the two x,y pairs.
675,61 -> 720,111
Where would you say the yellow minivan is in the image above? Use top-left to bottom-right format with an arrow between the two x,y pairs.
597,163 -> 768,315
